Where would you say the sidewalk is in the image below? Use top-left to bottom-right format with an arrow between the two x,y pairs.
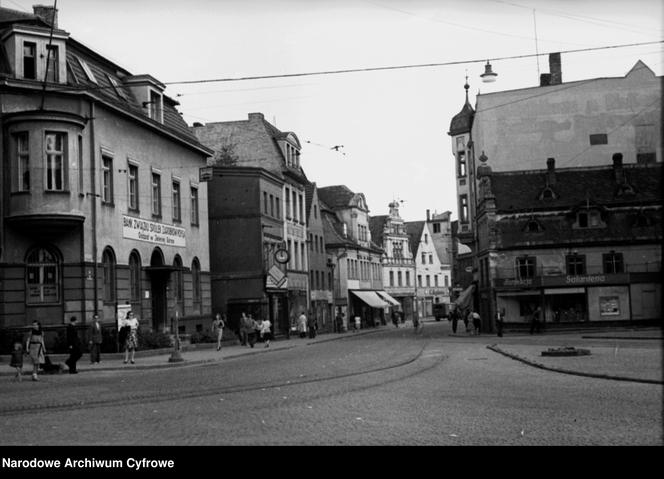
0,327 -> 384,377
488,328 -> 663,384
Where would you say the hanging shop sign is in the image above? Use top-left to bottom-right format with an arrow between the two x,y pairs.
122,215 -> 186,247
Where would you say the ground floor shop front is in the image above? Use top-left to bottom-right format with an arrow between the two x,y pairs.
495,274 -> 661,326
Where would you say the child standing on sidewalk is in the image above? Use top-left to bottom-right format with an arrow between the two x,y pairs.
10,341 -> 24,382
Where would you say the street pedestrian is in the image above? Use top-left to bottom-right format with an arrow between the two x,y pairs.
353,315 -> 361,331
530,306 -> 542,335
496,308 -> 505,337
212,312 -> 226,351
260,317 -> 272,348
26,320 -> 45,381
122,310 -> 139,364
65,316 -> 82,374
335,311 -> 344,333
463,309 -> 471,333
297,311 -> 308,338
472,310 -> 481,335
241,313 -> 258,348
88,313 -> 103,364
451,308 -> 459,334
307,313 -> 317,339
391,309 -> 399,328
10,341 -> 24,382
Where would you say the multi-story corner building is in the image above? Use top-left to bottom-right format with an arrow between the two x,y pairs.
305,182 -> 334,333
318,186 -> 389,330
369,201 -> 417,321
406,215 -> 452,317
0,5 -> 213,349
476,154 -> 661,326
448,53 -> 662,329
192,113 -> 309,334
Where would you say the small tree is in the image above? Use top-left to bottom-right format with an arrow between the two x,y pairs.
211,136 -> 239,166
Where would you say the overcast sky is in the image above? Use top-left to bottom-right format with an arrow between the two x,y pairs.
7,0 -> 662,222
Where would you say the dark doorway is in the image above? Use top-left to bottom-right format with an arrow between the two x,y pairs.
149,249 -> 168,332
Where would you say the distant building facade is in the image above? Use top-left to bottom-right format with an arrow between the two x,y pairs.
369,201 -> 417,321
318,186 -> 389,330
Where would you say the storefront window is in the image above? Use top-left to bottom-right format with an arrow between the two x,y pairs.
26,246 -> 60,304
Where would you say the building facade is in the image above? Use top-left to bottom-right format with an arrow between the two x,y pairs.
477,154 -> 661,327
0,5 -> 213,349
447,53 -> 662,330
305,182 -> 334,333
192,112 -> 310,335
369,201 -> 417,321
318,186 -> 389,330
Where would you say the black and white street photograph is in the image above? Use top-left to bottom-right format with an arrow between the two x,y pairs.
0,0 -> 661,462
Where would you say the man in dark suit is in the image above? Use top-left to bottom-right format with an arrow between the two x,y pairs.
65,316 -> 82,374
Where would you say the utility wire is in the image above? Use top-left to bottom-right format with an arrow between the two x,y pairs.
163,41 -> 663,86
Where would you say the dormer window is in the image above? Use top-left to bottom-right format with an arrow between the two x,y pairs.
76,56 -> 97,84
575,209 -> 605,229
525,219 -> 543,233
148,90 -> 163,122
106,75 -> 128,100
23,41 -> 37,79
45,45 -> 59,82
539,187 -> 557,200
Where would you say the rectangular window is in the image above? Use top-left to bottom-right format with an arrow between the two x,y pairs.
433,223 -> 441,233
172,180 -> 181,222
151,172 -> 161,217
435,276 -> 439,287
191,186 -> 199,225
460,195 -> 469,223
270,195 -> 274,217
275,199 -> 280,219
45,45 -> 58,83
76,56 -> 97,84
128,164 -> 139,211
14,132 -> 30,192
603,252 -> 624,274
418,275 -> 422,287
101,155 -> 113,204
45,132 -> 66,191
421,253 -> 426,264
292,191 -> 297,221
406,271 -> 410,286
429,254 -> 433,264
589,134 -> 608,145
299,194 -> 304,223
106,75 -> 128,100
398,271 -> 402,286
149,90 -> 162,122
23,42 -> 37,79
389,271 -> 394,287
516,256 -> 536,279
263,192 -> 268,214
78,136 -> 83,193
457,151 -> 467,177
566,254 -> 586,275
285,188 -> 291,219
444,276 -> 449,287
426,275 -> 431,287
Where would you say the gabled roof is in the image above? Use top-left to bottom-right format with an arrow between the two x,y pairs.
317,185 -> 356,210
491,163 -> 662,213
405,221 -> 425,255
368,215 -> 388,247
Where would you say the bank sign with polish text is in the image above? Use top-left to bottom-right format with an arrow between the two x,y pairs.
122,215 -> 186,247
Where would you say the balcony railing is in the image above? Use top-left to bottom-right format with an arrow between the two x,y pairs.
495,261 -> 660,280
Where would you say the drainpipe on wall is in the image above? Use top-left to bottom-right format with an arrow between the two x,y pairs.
89,101 -> 99,315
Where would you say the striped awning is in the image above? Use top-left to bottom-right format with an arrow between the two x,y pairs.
351,290 -> 389,308
376,291 -> 400,306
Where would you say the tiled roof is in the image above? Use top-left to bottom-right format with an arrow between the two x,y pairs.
0,7 -> 47,26
317,185 -> 356,210
448,100 -> 474,136
405,221 -> 425,255
491,163 -> 662,213
368,215 -> 388,248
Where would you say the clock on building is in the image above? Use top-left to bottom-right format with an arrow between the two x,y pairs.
274,248 -> 290,264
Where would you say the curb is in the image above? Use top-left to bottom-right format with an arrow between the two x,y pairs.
580,336 -> 663,340
486,344 -> 663,385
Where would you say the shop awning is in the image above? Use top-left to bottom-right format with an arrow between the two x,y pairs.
376,291 -> 400,306
453,284 -> 476,310
351,290 -> 389,308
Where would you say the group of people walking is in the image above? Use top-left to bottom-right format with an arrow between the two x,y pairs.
237,312 -> 272,348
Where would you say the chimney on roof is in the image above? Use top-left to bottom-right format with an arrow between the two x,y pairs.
549,53 -> 562,85
612,153 -> 624,184
426,209 -> 430,222
248,112 -> 264,122
192,122 -> 203,128
546,158 -> 556,186
33,4 -> 58,28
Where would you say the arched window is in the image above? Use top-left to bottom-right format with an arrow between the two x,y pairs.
102,247 -> 116,303
129,250 -> 141,304
26,246 -> 60,304
173,255 -> 183,304
192,257 -> 201,312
